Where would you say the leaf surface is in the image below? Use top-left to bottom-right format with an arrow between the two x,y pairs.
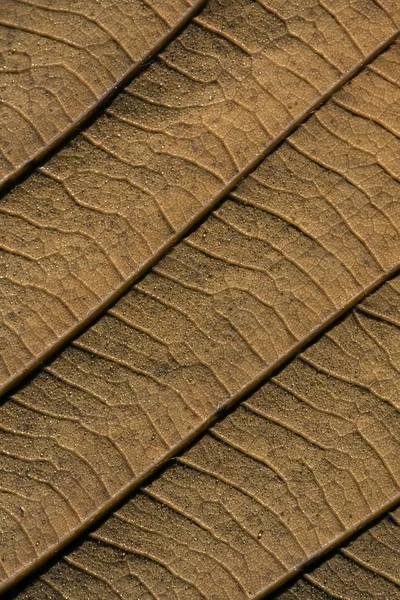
275,507 -> 400,600
1,0 -> 399,393
0,0 -> 206,185
1,30 -> 400,593
8,272 -> 400,600
1,0 -> 400,597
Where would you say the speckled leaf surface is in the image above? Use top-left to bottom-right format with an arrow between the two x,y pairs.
0,1 -> 399,598
7,263 -> 400,600
275,507 -> 400,600
1,0 -> 399,394
0,0 -> 205,184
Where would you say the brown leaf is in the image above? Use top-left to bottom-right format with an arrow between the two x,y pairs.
0,1 -> 399,598
0,0 -> 206,185
0,0 -> 398,393
276,507 -> 400,600
9,271 -> 400,599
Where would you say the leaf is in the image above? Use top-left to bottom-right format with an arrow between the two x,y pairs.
7,270 -> 400,599
0,0 -> 206,185
0,0 -> 399,597
1,0 -> 398,394
276,508 -> 400,600
11,510 -> 400,600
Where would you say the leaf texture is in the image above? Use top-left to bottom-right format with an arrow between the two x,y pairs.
275,508 -> 400,600
0,0 -> 205,185
1,0 -> 399,393
1,0 -> 400,597
7,274 -> 400,600
0,30 -> 400,593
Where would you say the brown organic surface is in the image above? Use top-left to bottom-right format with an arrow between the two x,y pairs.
1,0 -> 399,393
8,276 -> 400,599
1,38 -> 400,594
276,507 -> 400,600
0,0 -> 204,185
0,1 -> 399,598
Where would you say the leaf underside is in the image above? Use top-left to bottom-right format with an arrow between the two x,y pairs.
9,276 -> 400,600
275,507 -> 400,600
1,0 -> 399,395
0,0 -> 399,598
0,0 -> 206,186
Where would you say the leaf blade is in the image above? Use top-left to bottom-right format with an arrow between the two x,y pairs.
274,508 -> 400,600
1,0 -> 398,394
0,0 -> 207,187
1,35 -> 400,593
9,272 -> 400,600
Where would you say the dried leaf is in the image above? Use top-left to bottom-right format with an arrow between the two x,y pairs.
0,1 -> 399,598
